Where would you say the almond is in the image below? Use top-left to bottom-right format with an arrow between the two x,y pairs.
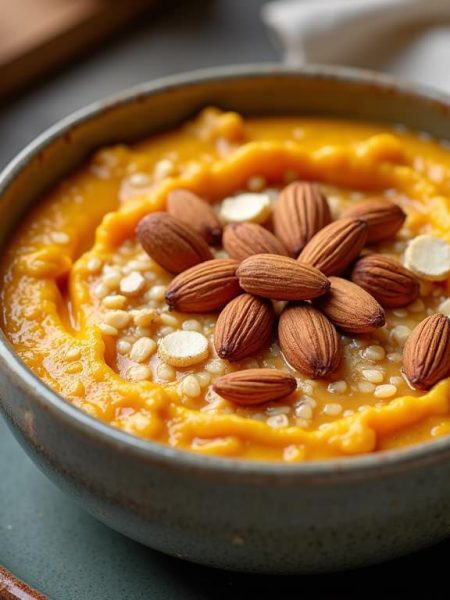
165,259 -> 240,313
213,368 -> 297,406
342,198 -> 406,243
214,294 -> 275,361
298,217 -> 368,276
278,304 -> 342,378
167,189 -> 222,245
136,212 -> 212,274
314,276 -> 385,333
402,314 -> 450,390
236,254 -> 330,301
273,182 -> 331,256
223,223 -> 288,261
351,255 -> 419,308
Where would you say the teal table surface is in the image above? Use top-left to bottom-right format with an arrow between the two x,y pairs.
1,413 -> 449,599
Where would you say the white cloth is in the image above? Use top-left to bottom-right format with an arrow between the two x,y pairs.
262,0 -> 450,92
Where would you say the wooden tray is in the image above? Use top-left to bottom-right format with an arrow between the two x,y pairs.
0,0 -> 158,99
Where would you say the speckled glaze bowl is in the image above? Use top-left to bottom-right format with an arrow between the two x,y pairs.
1,65 -> 450,574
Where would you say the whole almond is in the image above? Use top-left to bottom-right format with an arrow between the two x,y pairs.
403,314 -> 450,390
136,212 -> 212,274
273,182 -> 331,256
298,218 -> 368,276
167,189 -> 223,245
236,254 -> 330,301
165,259 -> 240,312
279,304 -> 342,378
342,198 -> 406,243
213,368 -> 297,405
315,276 -> 385,333
223,223 -> 288,261
214,294 -> 275,361
351,254 -> 419,308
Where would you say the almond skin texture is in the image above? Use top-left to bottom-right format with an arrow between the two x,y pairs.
136,212 -> 212,274
342,198 -> 406,243
279,304 -> 342,378
166,259 -> 240,312
236,254 -> 330,301
298,217 -> 368,276
315,276 -> 385,333
214,294 -> 275,361
351,254 -> 419,308
167,189 -> 223,245
273,182 -> 331,257
213,368 -> 297,406
403,314 -> 450,390
223,223 -> 288,261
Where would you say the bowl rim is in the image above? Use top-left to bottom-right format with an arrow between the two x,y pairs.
2,62 -> 450,482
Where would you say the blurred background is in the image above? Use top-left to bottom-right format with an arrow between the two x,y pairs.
1,0 -> 450,169
1,1 -> 450,598
1,0 -> 275,167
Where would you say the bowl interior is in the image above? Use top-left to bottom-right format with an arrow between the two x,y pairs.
1,64 -> 450,477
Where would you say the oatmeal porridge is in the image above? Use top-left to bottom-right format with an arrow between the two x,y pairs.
1,108 -> 450,460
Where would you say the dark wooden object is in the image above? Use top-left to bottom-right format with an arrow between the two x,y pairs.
0,0 -> 157,98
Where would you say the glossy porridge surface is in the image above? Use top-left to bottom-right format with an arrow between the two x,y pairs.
1,108 -> 450,461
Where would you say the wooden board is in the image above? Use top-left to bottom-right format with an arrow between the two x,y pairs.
0,0 -> 159,98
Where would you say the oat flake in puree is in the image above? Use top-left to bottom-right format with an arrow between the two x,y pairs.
2,108 -> 450,461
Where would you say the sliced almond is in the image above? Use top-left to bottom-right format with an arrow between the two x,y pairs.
165,259 -> 241,313
342,198 -> 406,243
402,314 -> 450,390
404,234 -> 450,281
223,223 -> 288,261
278,303 -> 342,378
273,182 -> 331,256
314,276 -> 385,333
351,254 -> 419,308
438,298 -> 450,316
158,330 -> 209,367
237,254 -> 330,301
219,193 -> 271,224
136,212 -> 212,274
213,368 -> 297,406
214,294 -> 275,361
298,217 -> 368,276
167,189 -> 222,245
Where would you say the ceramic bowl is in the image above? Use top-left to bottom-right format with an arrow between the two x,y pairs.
1,65 -> 450,574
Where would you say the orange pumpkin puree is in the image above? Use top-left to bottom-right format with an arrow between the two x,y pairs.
1,108 -> 450,461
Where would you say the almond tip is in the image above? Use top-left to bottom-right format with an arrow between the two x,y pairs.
356,218 -> 369,229
373,311 -> 386,328
165,292 -> 176,310
217,346 -> 232,360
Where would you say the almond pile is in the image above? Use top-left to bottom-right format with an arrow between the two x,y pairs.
133,182 -> 450,406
